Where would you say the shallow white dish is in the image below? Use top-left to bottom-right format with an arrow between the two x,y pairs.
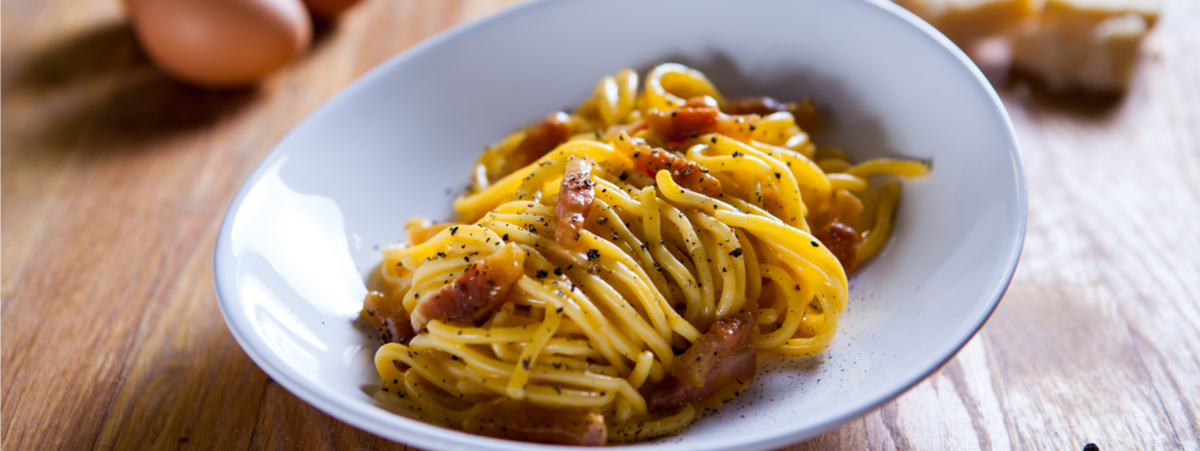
213,0 -> 1026,449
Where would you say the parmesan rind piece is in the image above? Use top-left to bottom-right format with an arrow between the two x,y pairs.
1012,0 -> 1162,92
894,0 -> 1038,45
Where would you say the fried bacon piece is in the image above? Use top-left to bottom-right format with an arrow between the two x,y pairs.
362,291 -> 417,346
672,316 -> 752,386
410,243 -> 526,330
644,96 -> 761,143
644,96 -> 720,141
815,190 -> 864,272
648,349 -> 756,413
814,222 -> 859,272
724,96 -> 820,132
464,399 -> 607,446
647,316 -> 757,412
625,135 -> 722,197
723,96 -> 790,116
512,112 -> 573,169
555,156 -> 595,249
790,97 -> 820,133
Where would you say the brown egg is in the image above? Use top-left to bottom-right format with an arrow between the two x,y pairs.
302,0 -> 362,19
133,0 -> 312,87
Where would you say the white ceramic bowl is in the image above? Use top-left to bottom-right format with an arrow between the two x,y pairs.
213,0 -> 1026,449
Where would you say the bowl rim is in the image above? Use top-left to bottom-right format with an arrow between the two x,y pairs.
213,0 -> 1028,449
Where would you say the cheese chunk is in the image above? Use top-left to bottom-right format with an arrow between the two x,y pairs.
1013,0 -> 1161,91
894,0 -> 1038,45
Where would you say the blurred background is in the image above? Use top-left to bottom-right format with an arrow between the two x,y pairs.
2,0 -> 1197,450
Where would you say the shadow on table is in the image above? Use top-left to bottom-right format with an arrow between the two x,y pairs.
959,38 -> 1127,120
4,21 -> 259,155
1001,72 -> 1126,120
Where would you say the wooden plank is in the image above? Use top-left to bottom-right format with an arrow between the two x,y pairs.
0,2 -> 249,444
984,284 -> 1178,449
248,382 -> 415,451
1,0 -> 1197,449
0,0 -> 131,302
0,0 -> 466,448
787,0 -> 1200,449
993,0 -> 1200,447
90,227 -> 271,450
76,1 -> 471,450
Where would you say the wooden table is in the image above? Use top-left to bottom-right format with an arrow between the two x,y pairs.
3,0 -> 1197,449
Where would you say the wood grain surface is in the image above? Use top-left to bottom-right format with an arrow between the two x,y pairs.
2,0 -> 1197,450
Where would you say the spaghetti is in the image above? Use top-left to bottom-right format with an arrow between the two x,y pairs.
360,63 -> 929,445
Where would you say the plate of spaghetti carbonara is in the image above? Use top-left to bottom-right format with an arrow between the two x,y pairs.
361,63 -> 930,445
214,0 -> 1025,449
